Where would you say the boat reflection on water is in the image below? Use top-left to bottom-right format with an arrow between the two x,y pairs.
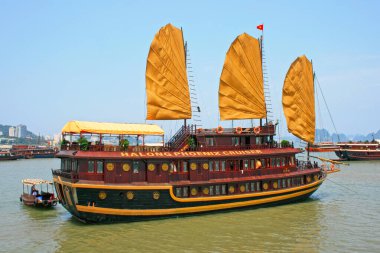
20,203 -> 61,221
53,199 -> 325,252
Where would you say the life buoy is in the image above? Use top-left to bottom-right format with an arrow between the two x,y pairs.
235,126 -> 243,134
216,126 -> 224,134
253,126 -> 261,134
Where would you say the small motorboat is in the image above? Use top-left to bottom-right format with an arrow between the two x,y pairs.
20,179 -> 58,207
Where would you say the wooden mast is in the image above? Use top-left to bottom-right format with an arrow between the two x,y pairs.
182,27 -> 187,130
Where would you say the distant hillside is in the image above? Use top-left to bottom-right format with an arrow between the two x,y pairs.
283,128 -> 380,143
316,128 -> 380,142
0,124 -> 38,138
0,124 -> 12,137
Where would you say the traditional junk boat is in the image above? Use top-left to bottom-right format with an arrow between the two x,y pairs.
334,142 -> 380,160
52,24 -> 328,223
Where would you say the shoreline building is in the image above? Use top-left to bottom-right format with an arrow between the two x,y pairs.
9,127 -> 16,137
16,125 -> 27,138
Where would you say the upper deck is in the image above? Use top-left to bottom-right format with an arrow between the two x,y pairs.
60,123 -> 280,154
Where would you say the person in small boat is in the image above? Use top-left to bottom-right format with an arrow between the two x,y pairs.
31,185 -> 39,196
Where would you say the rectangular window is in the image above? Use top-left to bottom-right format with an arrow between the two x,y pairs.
257,182 -> 261,191
261,159 -> 266,168
65,159 -> 71,172
175,188 -> 181,197
71,160 -> 77,172
282,179 -> 286,188
229,161 -> 235,171
88,161 -> 95,173
221,161 -> 226,171
61,160 -> 65,171
133,161 -> 139,173
287,178 -> 291,187
183,187 -> 188,197
271,158 -> 276,168
256,137 -> 262,144
245,183 -> 249,192
244,160 -> 249,170
278,179 -> 281,189
209,161 -> 214,172
97,161 -> 103,174
210,185 -> 214,196
301,177 -> 304,184
232,137 -> 239,146
170,162 -> 177,173
221,185 -> 227,195
276,158 -> 281,167
206,137 -> 214,146
251,182 -> 255,192
215,185 -> 220,195
215,161 -> 219,171
183,161 -> 188,172
250,160 -> 255,169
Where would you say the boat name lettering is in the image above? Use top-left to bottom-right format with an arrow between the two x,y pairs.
119,150 -> 262,158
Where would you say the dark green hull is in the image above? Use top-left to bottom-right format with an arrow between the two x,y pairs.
75,190 -> 317,223
55,179 -> 323,223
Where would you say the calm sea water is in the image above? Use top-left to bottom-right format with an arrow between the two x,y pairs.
1,156 -> 380,253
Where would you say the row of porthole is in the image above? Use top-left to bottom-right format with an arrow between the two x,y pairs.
104,162 -> 209,172
188,175 -> 319,197
97,175 -> 319,199
105,163 -> 131,172
148,162 -> 208,172
189,184 -> 256,196
98,191 -> 161,200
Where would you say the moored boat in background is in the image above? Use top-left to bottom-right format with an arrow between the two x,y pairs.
0,151 -> 22,161
11,145 -> 57,159
334,142 -> 380,160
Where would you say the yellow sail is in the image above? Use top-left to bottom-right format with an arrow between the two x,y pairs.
282,55 -> 315,143
146,23 -> 191,120
219,33 -> 266,120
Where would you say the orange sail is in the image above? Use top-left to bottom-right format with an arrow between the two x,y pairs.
219,33 -> 266,120
282,55 -> 315,143
146,24 -> 191,120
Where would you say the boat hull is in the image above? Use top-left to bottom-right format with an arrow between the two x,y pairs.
25,153 -> 56,159
53,177 -> 324,223
335,150 -> 380,161
20,193 -> 58,208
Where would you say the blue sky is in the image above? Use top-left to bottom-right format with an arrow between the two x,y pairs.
1,1 -> 379,138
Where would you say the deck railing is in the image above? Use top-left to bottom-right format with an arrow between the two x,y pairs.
60,143 -> 296,153
60,142 -> 295,153
51,169 -> 79,183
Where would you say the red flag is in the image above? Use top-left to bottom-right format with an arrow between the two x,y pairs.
257,24 -> 264,30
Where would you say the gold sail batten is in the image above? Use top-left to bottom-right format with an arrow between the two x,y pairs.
146,24 -> 192,120
219,33 -> 267,121
282,55 -> 315,143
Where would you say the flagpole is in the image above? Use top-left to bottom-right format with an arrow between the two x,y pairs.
257,23 -> 266,126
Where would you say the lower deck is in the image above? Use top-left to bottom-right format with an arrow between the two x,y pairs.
53,162 -> 324,219
53,173 -> 324,223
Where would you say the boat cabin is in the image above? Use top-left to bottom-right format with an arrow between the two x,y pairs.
55,121 -> 316,191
